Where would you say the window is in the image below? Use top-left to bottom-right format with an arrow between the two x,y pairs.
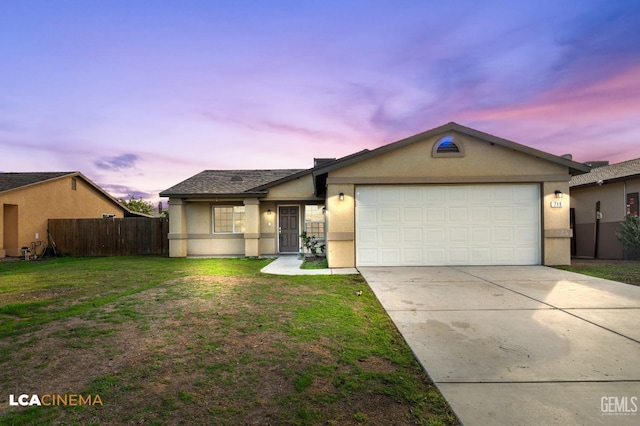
71,177 -> 77,190
432,135 -> 464,157
304,205 -> 325,238
213,206 -> 245,233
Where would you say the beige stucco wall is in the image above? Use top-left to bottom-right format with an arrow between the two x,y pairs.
328,132 -> 567,181
325,184 -> 355,267
167,131 -> 578,265
542,181 -> 572,265
1,176 -> 124,257
324,132 -> 574,267
167,174 -> 323,258
264,174 -> 318,200
167,197 -> 318,257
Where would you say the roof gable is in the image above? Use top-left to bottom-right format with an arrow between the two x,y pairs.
0,171 -> 143,216
312,122 -> 591,177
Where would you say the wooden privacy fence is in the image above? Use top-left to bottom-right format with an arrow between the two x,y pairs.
48,218 -> 169,256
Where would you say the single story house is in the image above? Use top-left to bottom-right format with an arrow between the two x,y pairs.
160,122 -> 590,267
570,158 -> 640,259
1,172 -> 138,258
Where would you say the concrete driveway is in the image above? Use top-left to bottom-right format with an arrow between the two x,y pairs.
359,266 -> 640,426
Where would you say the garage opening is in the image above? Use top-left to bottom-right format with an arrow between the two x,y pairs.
355,184 -> 541,266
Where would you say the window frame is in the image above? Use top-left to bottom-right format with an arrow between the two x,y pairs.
212,205 -> 246,234
304,205 -> 326,239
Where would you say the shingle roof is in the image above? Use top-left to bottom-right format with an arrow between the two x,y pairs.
160,169 -> 304,197
570,158 -> 640,187
0,172 -> 75,193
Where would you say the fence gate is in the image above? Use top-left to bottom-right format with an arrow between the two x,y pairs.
48,218 -> 169,256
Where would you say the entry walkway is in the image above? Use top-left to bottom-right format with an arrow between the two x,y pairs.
260,255 -> 358,275
360,266 -> 640,426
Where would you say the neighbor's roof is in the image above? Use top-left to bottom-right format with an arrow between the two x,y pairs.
0,172 -> 76,193
312,122 -> 592,177
160,169 -> 305,197
570,158 -> 640,188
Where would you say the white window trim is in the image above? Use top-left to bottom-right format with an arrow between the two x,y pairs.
212,205 -> 245,234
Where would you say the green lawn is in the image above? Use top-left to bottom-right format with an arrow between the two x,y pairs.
556,259 -> 640,286
0,256 -> 457,425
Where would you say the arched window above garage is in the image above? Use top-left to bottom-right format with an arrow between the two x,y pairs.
432,135 -> 464,157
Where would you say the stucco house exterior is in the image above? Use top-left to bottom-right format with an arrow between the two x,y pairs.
570,158 -> 640,259
1,172 -> 137,258
161,122 -> 590,267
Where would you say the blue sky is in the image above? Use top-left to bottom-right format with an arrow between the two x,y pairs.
2,0 -> 640,203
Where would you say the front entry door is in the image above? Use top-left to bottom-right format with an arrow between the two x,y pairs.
279,206 -> 299,253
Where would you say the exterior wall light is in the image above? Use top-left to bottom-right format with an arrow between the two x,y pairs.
267,209 -> 272,215
339,192 -> 344,201
554,190 -> 563,198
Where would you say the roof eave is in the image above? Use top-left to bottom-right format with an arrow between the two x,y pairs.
160,191 -> 269,199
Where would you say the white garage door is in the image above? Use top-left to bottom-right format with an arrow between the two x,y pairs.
356,184 -> 541,266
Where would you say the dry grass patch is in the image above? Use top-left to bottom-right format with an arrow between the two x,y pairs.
0,257 -> 457,425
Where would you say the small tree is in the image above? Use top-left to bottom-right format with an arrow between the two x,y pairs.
119,196 -> 154,215
616,214 -> 640,260
300,231 -> 325,259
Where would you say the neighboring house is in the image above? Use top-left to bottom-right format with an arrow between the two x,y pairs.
0,172 -> 138,258
570,158 -> 640,259
160,122 -> 590,267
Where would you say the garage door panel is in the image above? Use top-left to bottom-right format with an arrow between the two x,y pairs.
403,207 -> 423,222
449,247 -> 469,263
471,248 -> 492,263
358,228 -> 377,243
494,227 -> 514,241
471,206 -> 491,221
517,247 -> 538,262
381,207 -> 400,222
380,249 -> 401,263
381,191 -> 400,203
357,207 -> 377,223
356,184 -> 540,266
448,187 -> 468,201
471,227 -> 491,243
515,227 -> 539,243
402,187 -> 423,203
426,248 -> 446,263
426,228 -> 445,242
448,207 -> 468,221
449,227 -> 468,242
404,248 -> 424,263
494,207 -> 514,221
496,247 -> 516,263
381,229 -> 400,243
404,228 -> 424,243
427,207 -> 445,221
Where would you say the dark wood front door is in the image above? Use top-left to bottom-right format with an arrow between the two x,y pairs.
279,207 -> 299,253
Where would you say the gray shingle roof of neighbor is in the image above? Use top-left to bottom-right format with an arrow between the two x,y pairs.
570,158 -> 640,187
160,169 -> 305,197
0,172 -> 75,193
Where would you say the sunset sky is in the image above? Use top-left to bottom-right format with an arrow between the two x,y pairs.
2,0 -> 640,204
